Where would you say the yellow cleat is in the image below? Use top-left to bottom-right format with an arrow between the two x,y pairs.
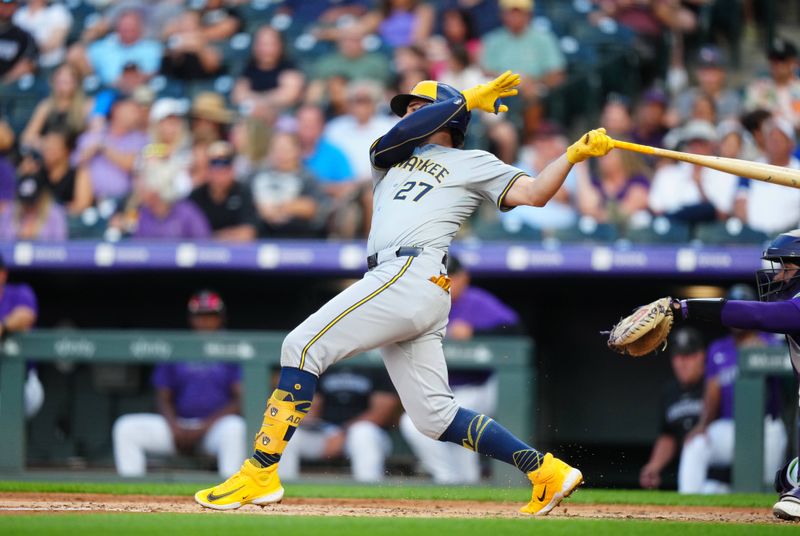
520,453 -> 583,516
194,459 -> 284,510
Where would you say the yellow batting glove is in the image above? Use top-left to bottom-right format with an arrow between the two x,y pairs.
461,70 -> 521,114
566,127 -> 613,164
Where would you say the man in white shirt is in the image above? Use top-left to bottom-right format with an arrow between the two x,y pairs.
324,80 -> 397,182
734,117 -> 800,234
649,120 -> 738,222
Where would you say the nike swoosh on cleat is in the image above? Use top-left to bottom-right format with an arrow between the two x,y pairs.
536,485 -> 547,502
207,486 -> 245,502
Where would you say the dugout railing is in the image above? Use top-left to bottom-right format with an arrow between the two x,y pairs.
0,330 -> 533,487
734,347 -> 796,492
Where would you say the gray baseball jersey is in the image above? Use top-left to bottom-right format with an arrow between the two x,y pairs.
367,144 -> 527,255
280,142 -> 528,439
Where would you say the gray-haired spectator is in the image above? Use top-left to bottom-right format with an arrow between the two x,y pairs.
734,117 -> 800,235
11,0 -> 71,69
68,8 -> 162,88
0,151 -> 66,241
649,120 -> 738,224
75,95 -> 148,201
0,0 -> 38,83
132,144 -> 211,240
323,80 -> 396,182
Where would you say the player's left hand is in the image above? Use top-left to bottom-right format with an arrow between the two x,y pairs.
461,70 -> 520,114
566,128 -> 613,164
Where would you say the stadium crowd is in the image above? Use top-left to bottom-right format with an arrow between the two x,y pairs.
0,0 -> 797,244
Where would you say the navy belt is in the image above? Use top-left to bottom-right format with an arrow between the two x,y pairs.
367,247 -> 447,270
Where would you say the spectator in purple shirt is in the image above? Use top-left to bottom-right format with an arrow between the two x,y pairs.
75,94 -> 148,201
400,256 -> 521,483
112,290 -> 245,478
131,144 -> 211,240
678,285 -> 788,494
0,151 -> 67,241
0,253 -> 43,418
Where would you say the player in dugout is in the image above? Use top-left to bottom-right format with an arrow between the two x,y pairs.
195,71 -> 614,515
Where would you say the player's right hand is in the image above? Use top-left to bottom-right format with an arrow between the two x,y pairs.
461,70 -> 520,114
567,128 -> 613,164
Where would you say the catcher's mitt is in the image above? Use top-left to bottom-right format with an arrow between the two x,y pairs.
607,297 -> 675,357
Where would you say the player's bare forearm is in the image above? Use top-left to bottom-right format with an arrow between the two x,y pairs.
647,434 -> 677,472
503,154 -> 573,208
1,306 -> 36,333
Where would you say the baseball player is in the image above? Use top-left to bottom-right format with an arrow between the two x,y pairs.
613,230 -> 800,521
195,71 -> 613,515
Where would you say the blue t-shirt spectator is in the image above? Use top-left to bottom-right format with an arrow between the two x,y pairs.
304,138 -> 354,183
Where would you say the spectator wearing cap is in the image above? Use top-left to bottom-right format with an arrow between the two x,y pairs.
648,120 -> 738,224
39,130 -> 93,215
11,0 -> 71,69
671,46 -> 741,126
189,92 -> 235,187
295,104 -> 354,196
130,144 -> 211,241
75,94 -> 148,201
160,10 -> 223,83
0,0 -> 38,83
679,286 -> 787,494
734,117 -> 800,235
21,63 -> 92,149
639,327 -> 705,491
0,150 -> 67,241
323,80 -> 397,183
189,141 -> 257,242
113,291 -> 246,478
500,122 -> 580,233
632,88 -> 670,153
307,22 -> 393,102
399,255 -> 519,483
480,0 -> 565,101
577,146 -> 650,228
232,26 -> 305,113
0,253 -> 44,419
68,8 -> 162,88
745,37 -> 800,129
248,131 -> 327,239
147,98 -> 193,196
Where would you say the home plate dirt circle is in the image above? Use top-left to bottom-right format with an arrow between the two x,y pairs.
0,493 -> 783,524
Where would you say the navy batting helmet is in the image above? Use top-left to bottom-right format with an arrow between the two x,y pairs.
757,229 -> 800,302
390,80 -> 471,138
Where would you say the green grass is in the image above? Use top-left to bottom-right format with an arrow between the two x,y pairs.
0,480 -> 776,508
0,514 -> 794,536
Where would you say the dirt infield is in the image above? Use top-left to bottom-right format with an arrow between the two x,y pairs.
0,492 -> 784,524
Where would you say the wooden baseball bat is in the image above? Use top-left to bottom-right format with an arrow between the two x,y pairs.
609,138 -> 800,189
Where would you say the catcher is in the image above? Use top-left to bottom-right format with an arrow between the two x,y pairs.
607,229 -> 800,522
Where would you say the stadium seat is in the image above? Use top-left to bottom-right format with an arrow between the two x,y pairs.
694,221 -> 769,245
552,220 -> 618,242
625,219 -> 691,243
470,219 -> 542,242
